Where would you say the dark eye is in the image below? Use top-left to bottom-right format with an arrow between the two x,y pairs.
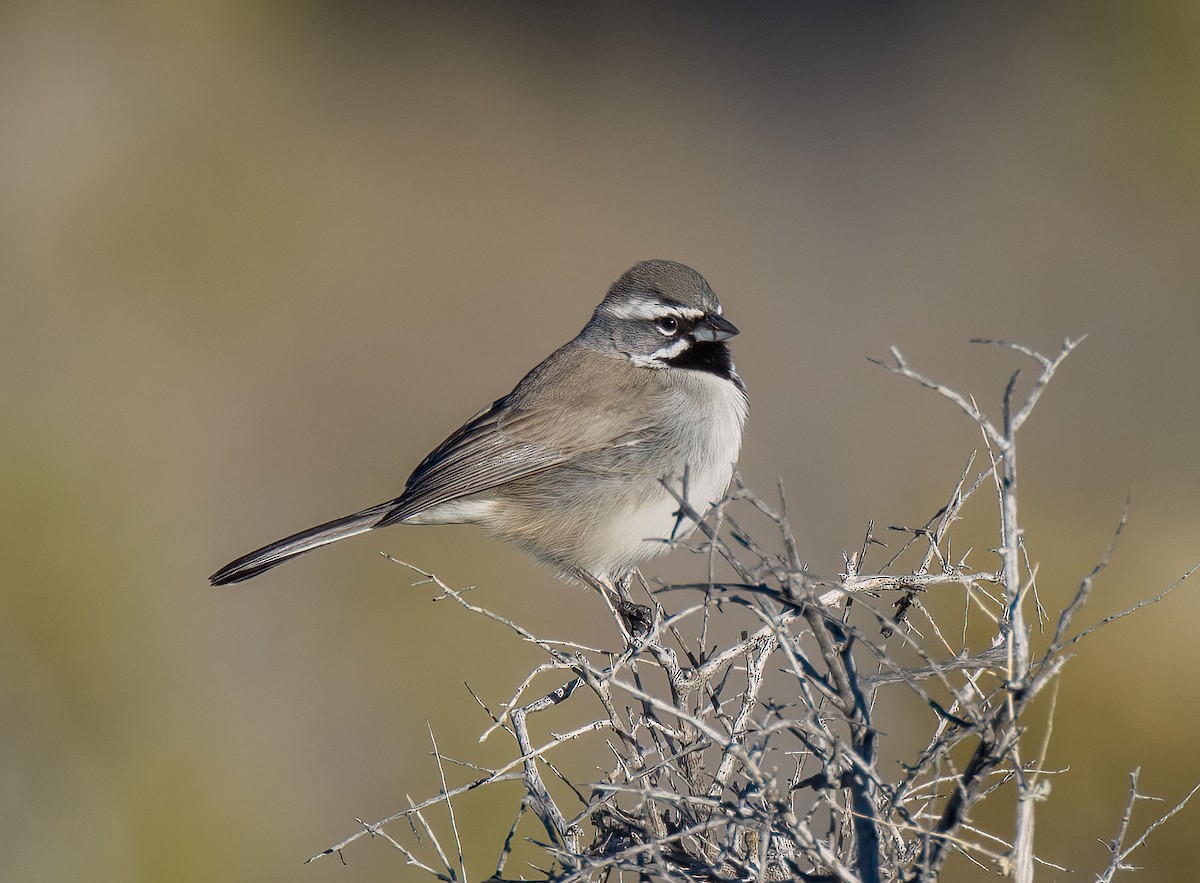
655,316 -> 679,335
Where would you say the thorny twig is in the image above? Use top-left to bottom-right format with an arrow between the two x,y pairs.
306,339 -> 1195,881
1096,769 -> 1200,883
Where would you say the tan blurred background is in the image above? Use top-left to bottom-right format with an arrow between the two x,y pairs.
3,2 -> 1198,880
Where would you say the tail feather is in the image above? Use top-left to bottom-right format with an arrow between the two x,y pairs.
210,505 -> 391,585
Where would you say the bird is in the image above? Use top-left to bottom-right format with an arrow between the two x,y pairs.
210,259 -> 748,619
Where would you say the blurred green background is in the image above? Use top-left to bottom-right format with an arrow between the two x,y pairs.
3,2 -> 1198,880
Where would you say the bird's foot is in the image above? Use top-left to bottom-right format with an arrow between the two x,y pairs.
616,599 -> 654,637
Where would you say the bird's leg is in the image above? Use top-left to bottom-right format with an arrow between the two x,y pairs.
611,572 -> 653,636
575,569 -> 653,638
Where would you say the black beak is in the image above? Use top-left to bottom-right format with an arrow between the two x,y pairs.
692,313 -> 739,343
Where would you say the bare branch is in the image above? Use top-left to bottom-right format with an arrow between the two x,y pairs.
1097,771 -> 1200,883
307,337 -> 1192,883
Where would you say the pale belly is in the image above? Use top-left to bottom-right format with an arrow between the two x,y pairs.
408,368 -> 747,583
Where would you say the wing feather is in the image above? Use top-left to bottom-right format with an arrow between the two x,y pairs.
378,347 -> 658,526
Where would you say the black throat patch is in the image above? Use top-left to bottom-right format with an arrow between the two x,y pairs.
667,340 -> 736,380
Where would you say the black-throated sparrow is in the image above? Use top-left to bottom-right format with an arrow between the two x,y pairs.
210,260 -> 748,606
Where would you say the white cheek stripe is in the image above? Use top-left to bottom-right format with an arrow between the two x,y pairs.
627,353 -> 667,368
649,338 -> 691,361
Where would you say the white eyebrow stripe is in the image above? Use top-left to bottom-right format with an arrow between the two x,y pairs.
602,297 -> 706,322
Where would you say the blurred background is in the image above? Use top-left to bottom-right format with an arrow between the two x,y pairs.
3,2 -> 1198,880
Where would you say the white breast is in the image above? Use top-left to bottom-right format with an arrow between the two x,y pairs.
673,371 -> 747,501
585,371 -> 748,577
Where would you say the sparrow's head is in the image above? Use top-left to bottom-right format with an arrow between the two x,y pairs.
590,260 -> 740,379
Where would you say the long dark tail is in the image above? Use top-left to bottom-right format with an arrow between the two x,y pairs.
209,504 -> 392,585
